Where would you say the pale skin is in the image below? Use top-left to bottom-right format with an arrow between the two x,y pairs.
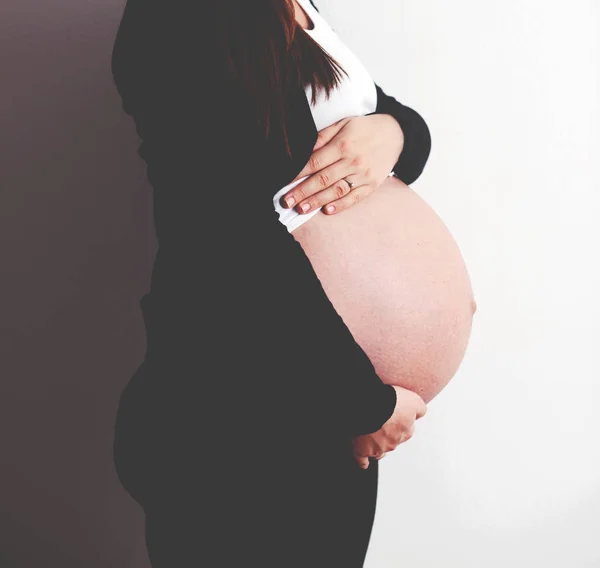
355,385 -> 428,468
291,0 -> 429,469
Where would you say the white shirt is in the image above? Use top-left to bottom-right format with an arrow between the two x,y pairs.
273,0 -> 394,233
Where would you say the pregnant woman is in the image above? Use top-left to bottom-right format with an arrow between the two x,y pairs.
276,0 -> 476,411
111,0 -> 474,566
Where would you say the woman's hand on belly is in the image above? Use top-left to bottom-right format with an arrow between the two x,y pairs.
352,385 -> 427,470
280,114 -> 404,216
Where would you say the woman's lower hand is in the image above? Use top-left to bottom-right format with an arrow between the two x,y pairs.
281,113 -> 404,215
352,385 -> 427,470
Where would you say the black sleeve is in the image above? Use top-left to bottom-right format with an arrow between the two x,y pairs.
111,0 -> 397,441
366,83 -> 432,185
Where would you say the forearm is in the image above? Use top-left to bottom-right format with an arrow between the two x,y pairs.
245,207 -> 399,439
142,187 -> 398,440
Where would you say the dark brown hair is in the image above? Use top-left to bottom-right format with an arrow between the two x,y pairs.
213,0 -> 348,157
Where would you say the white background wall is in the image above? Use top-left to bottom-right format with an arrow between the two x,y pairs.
321,0 -> 600,566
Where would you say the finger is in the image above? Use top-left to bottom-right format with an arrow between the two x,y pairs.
286,158 -> 348,213
323,184 -> 372,214
287,137 -> 344,189
416,401 -> 428,419
401,423 -> 415,444
355,456 -> 370,470
293,162 -> 358,214
375,453 -> 387,460
310,118 -> 349,152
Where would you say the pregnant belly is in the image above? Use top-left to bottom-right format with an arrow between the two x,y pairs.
291,175 -> 476,404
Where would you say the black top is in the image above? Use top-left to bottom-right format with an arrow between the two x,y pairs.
111,0 -> 432,458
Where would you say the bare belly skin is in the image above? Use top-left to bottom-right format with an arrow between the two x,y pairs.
291,175 -> 476,404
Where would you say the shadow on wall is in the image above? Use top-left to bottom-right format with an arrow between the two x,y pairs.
0,1 -> 153,567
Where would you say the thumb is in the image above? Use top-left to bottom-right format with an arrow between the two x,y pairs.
355,456 -> 370,470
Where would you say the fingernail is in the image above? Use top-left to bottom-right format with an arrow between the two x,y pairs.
300,203 -> 310,212
325,205 -> 335,214
285,196 -> 295,208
